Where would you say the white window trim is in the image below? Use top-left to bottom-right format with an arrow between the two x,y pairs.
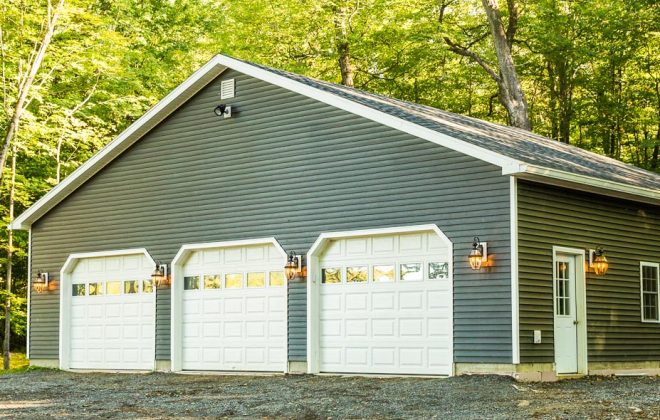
170,237 -> 288,373
640,262 -> 660,323
58,248 -> 157,371
306,224 -> 454,375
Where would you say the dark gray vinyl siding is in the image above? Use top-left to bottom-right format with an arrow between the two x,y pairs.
288,279 -> 307,361
518,180 -> 660,363
30,69 -> 512,363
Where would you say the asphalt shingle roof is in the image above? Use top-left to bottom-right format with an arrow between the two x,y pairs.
246,59 -> 660,192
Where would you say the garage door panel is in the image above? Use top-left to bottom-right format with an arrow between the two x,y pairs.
269,321 -> 286,337
67,253 -> 155,370
223,298 -> 243,313
267,296 -> 285,312
321,293 -> 342,311
180,242 -> 286,372
319,231 -> 452,375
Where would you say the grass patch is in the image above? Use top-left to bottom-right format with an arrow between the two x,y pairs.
0,352 -> 31,374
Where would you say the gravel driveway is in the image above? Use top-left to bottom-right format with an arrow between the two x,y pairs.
0,370 -> 659,419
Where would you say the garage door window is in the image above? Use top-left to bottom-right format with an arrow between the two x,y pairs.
107,281 -> 121,295
247,272 -> 265,288
184,276 -> 200,290
429,262 -> 449,280
347,266 -> 368,283
89,282 -> 104,295
72,283 -> 86,296
203,274 -> 221,289
322,268 -> 342,284
269,271 -> 285,286
373,265 -> 395,282
143,279 -> 154,293
225,273 -> 243,288
124,280 -> 139,294
400,263 -> 422,281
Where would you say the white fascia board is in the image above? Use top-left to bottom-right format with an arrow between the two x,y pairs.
214,55 -> 524,176
10,59 -> 228,230
519,165 -> 660,204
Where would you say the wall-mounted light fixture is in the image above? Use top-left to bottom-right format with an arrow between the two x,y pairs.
468,237 -> 488,270
284,251 -> 302,281
33,271 -> 49,293
213,104 -> 232,119
151,262 -> 171,287
589,248 -> 609,276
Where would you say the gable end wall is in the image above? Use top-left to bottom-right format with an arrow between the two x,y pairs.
29,69 -> 513,364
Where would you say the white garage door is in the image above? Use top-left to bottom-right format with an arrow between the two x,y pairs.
318,231 -> 452,375
69,253 -> 155,370
181,243 -> 287,371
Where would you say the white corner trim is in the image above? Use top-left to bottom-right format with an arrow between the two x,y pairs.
10,59 -> 228,230
520,165 -> 660,203
510,177 -> 520,364
306,224 -> 454,375
58,248 -> 157,371
170,237 -> 288,373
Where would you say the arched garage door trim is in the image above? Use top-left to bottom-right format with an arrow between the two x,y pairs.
171,237 -> 288,372
59,248 -> 156,370
306,224 -> 454,375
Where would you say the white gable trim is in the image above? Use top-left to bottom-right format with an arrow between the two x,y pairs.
11,54 -> 659,229
215,56 -> 524,174
10,58 -> 228,230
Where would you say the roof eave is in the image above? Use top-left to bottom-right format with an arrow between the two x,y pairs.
516,165 -> 660,206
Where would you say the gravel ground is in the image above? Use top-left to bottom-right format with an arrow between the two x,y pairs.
0,370 -> 659,419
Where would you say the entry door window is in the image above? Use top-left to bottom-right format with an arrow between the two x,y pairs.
555,261 -> 571,316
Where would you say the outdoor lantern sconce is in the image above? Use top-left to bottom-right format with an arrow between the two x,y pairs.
151,262 -> 171,287
213,104 -> 232,119
468,237 -> 488,270
284,251 -> 302,281
589,248 -> 609,276
33,271 -> 49,293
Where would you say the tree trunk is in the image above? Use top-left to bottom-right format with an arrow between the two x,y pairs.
333,4 -> 355,87
481,0 -> 531,130
0,0 -> 65,187
652,81 -> 660,170
2,146 -> 16,369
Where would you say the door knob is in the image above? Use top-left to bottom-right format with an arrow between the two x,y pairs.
573,320 -> 578,325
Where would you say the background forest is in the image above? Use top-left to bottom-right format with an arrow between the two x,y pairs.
0,0 -> 659,355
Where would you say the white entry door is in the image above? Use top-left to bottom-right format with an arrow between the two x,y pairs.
318,231 -> 452,375
180,243 -> 287,371
69,253 -> 155,370
554,254 -> 578,374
